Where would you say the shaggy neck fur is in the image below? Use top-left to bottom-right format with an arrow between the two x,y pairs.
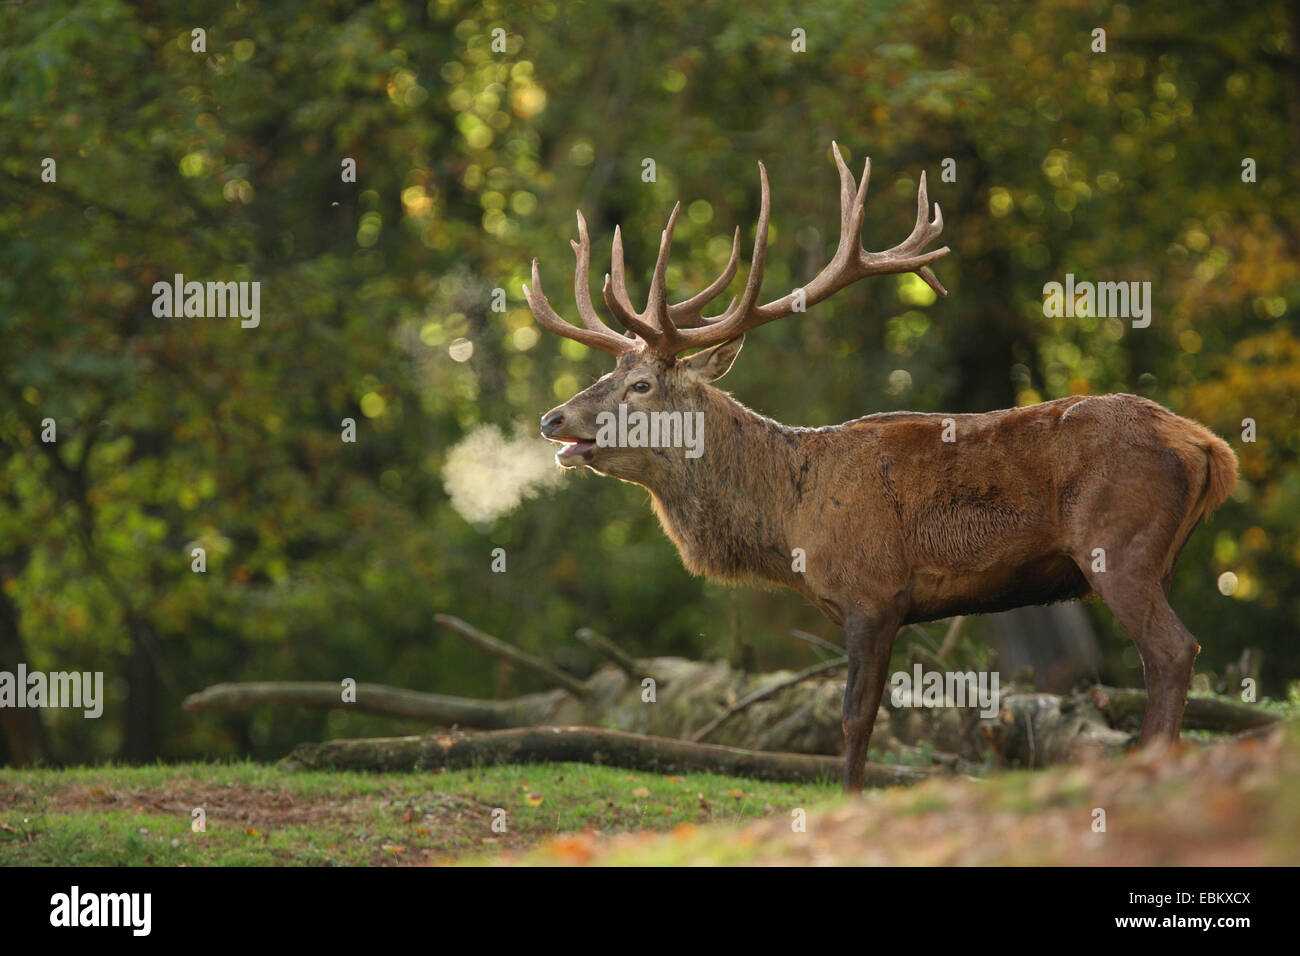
638,387 -> 806,587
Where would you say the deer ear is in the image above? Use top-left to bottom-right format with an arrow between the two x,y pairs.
680,335 -> 745,383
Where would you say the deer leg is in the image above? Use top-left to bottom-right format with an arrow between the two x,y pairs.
1084,573 -> 1200,743
841,606 -> 899,792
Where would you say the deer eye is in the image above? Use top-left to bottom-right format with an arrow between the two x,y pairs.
631,381 -> 652,393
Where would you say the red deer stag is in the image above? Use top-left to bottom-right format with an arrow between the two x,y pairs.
522,143 -> 1238,791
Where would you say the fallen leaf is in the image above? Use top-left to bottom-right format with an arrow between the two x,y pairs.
545,834 -> 595,864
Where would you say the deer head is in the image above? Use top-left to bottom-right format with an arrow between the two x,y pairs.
524,142 -> 950,479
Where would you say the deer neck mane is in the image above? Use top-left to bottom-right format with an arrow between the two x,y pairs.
642,388 -> 803,586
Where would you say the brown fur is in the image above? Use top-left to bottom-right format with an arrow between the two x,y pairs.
540,339 -> 1237,792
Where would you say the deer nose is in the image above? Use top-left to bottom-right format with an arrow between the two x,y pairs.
540,409 -> 565,438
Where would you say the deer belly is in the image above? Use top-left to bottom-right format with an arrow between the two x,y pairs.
903,554 -> 1090,624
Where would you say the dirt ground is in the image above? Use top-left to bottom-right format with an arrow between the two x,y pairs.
508,729 -> 1300,865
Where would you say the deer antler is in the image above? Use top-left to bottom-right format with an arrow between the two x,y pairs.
521,212 -> 639,355
522,142 -> 949,358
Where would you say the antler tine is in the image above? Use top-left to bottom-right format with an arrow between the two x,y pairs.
900,171 -> 944,254
605,226 -> 633,316
667,226 -> 742,328
680,162 -> 771,345
736,161 -> 772,315
860,169 -> 950,295
910,173 -> 948,295
601,227 -> 663,343
916,264 -> 946,296
830,141 -> 868,257
570,211 -> 617,335
645,201 -> 682,328
522,258 -> 635,356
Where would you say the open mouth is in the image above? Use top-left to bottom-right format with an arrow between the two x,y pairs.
552,437 -> 597,464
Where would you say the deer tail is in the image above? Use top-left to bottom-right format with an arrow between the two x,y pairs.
1197,430 -> 1239,521
1152,414 -> 1238,583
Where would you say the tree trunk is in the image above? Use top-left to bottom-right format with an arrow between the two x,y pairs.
122,620 -> 162,763
0,562 -> 47,766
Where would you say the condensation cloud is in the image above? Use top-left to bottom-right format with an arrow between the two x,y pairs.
442,423 -> 565,524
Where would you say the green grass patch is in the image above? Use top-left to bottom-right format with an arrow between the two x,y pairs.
0,760 -> 838,866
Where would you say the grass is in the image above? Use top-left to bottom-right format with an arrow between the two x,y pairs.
6,726 -> 1298,866
0,760 -> 838,866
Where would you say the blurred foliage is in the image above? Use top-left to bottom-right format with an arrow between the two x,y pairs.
1,0 -> 1296,763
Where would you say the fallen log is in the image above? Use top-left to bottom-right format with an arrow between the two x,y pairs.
277,726 -> 939,787
1087,686 -> 1278,733
181,681 -> 568,728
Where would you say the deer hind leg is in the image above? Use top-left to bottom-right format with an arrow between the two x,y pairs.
1076,554 -> 1200,744
1067,445 -> 1205,744
841,606 -> 900,792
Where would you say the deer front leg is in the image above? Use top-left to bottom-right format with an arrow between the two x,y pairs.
841,606 -> 900,792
